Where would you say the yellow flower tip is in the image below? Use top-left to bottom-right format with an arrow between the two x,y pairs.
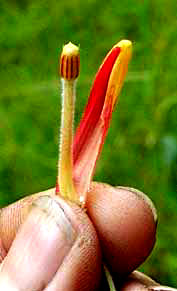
60,42 -> 80,80
115,39 -> 132,62
104,39 -> 132,111
114,39 -> 132,53
117,39 -> 132,48
112,39 -> 132,65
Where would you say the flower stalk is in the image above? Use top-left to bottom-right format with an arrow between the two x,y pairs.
57,42 -> 80,204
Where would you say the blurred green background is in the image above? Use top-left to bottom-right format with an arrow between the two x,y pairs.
0,0 -> 177,287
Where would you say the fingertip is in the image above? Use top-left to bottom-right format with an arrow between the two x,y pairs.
0,188 -> 55,251
86,182 -> 157,276
117,186 -> 157,227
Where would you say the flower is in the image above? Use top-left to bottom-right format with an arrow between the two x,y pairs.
57,40 -> 132,207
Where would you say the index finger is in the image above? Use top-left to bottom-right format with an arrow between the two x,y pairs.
86,182 -> 157,277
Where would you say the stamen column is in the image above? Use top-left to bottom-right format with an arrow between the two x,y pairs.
57,42 -> 80,204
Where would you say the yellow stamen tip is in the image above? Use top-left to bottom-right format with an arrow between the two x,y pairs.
60,42 -> 80,80
62,42 -> 79,56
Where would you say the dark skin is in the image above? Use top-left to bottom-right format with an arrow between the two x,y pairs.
0,182 -> 175,290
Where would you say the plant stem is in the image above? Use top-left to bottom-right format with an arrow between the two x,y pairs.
104,264 -> 117,291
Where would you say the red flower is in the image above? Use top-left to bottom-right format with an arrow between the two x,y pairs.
57,40 -> 132,206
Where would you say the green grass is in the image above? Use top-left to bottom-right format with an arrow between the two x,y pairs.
0,0 -> 177,287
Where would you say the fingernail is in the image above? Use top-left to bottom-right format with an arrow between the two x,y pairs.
148,287 -> 177,291
117,186 -> 158,226
31,195 -> 77,245
0,238 -> 7,263
128,271 -> 159,287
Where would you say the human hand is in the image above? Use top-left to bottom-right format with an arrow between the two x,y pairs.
0,182 -> 176,290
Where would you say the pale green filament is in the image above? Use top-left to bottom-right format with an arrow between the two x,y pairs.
58,78 -> 78,203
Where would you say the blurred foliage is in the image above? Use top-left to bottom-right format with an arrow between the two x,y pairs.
0,0 -> 177,287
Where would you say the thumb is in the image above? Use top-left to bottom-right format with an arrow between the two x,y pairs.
0,194 -> 101,291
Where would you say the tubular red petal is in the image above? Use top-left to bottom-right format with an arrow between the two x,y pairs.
73,40 -> 132,203
73,46 -> 121,163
